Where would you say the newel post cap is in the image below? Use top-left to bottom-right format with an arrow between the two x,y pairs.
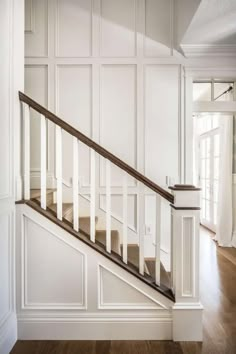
168,184 -> 201,209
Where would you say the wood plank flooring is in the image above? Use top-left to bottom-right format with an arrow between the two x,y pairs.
10,227 -> 236,354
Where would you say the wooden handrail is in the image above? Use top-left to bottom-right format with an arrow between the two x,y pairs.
19,91 -> 174,203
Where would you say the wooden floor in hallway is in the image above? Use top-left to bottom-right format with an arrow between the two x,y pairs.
10,227 -> 236,354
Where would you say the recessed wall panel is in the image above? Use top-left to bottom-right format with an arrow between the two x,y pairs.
56,0 -> 92,57
100,65 -> 137,186
25,0 -> 48,57
100,194 -> 137,231
57,65 -> 92,185
145,65 -> 179,186
25,217 -> 85,306
25,65 -> 48,172
100,266 -> 156,306
101,0 -> 136,57
145,0 -> 172,57
0,214 -> 10,323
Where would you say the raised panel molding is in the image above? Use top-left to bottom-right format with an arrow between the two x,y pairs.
99,194 -> 137,232
100,0 -> 137,57
55,64 -> 92,187
56,0 -> 92,57
25,0 -> 35,34
181,216 -> 195,297
100,64 -> 137,171
144,0 -> 173,57
25,0 -> 48,57
21,215 -> 87,310
98,264 -> 167,310
25,65 -> 48,173
0,213 -> 12,327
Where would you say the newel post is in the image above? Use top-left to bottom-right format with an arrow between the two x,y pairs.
169,184 -> 203,342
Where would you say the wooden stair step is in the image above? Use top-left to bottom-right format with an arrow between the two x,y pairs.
30,189 -> 55,206
145,258 -> 171,289
121,244 -> 139,269
79,216 -> 98,235
47,203 -> 73,218
47,204 -> 98,235
95,230 -> 120,255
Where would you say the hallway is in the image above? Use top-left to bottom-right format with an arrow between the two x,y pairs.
10,228 -> 236,354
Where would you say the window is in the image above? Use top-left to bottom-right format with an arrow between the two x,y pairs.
193,80 -> 234,102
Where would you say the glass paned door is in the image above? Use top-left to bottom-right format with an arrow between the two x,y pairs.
199,129 -> 220,232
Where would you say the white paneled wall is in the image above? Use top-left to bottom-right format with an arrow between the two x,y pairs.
25,0 -> 180,244
0,0 -> 24,352
16,204 -> 173,339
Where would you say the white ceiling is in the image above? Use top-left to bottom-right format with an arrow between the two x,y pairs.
182,0 -> 236,45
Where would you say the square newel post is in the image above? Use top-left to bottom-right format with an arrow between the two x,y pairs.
169,184 -> 203,342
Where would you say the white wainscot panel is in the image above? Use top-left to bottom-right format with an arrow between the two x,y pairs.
56,0 -> 92,57
145,0 -> 172,57
25,0 -> 34,32
99,265 -> 163,309
100,194 -> 137,231
0,96 -> 10,198
99,159 -> 136,187
57,65 -> 92,186
101,0 -> 136,57
25,65 -> 48,173
100,65 -> 137,184
25,0 -> 48,57
0,214 -> 10,325
23,216 -> 86,309
182,216 -> 194,297
145,65 -> 179,186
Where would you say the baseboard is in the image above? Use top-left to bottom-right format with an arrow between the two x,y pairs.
0,313 -> 17,354
17,315 -> 172,340
232,232 -> 236,248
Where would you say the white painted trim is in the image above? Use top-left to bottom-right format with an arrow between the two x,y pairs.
97,264 -> 168,310
17,316 -> 172,340
193,101 -> 236,113
181,44 -> 236,58
20,210 -> 87,310
0,312 -> 17,354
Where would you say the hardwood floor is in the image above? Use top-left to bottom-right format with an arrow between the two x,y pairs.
10,227 -> 236,354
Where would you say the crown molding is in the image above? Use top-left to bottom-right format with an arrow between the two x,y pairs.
181,44 -> 236,58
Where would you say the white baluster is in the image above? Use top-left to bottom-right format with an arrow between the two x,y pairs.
73,137 -> 79,232
138,183 -> 145,275
122,174 -> 128,263
106,159 -> 111,253
90,149 -> 96,242
155,195 -> 161,286
23,103 -> 30,200
40,114 -> 47,209
56,125 -> 62,220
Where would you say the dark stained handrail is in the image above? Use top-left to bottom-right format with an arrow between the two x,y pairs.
19,91 -> 174,203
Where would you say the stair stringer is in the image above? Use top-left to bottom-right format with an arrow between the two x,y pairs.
16,204 -> 174,340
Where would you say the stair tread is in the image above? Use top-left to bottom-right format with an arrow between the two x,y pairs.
48,203 -> 73,215
96,229 -> 119,236
30,189 -> 55,199
145,259 -> 171,289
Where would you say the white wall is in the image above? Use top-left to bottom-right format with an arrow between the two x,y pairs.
0,0 -> 24,353
25,0 -> 181,254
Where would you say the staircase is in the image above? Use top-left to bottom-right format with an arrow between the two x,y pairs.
16,91 -> 203,341
27,188 -> 173,299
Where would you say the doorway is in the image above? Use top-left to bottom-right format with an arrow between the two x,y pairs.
199,126 -> 220,232
193,80 -> 236,234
